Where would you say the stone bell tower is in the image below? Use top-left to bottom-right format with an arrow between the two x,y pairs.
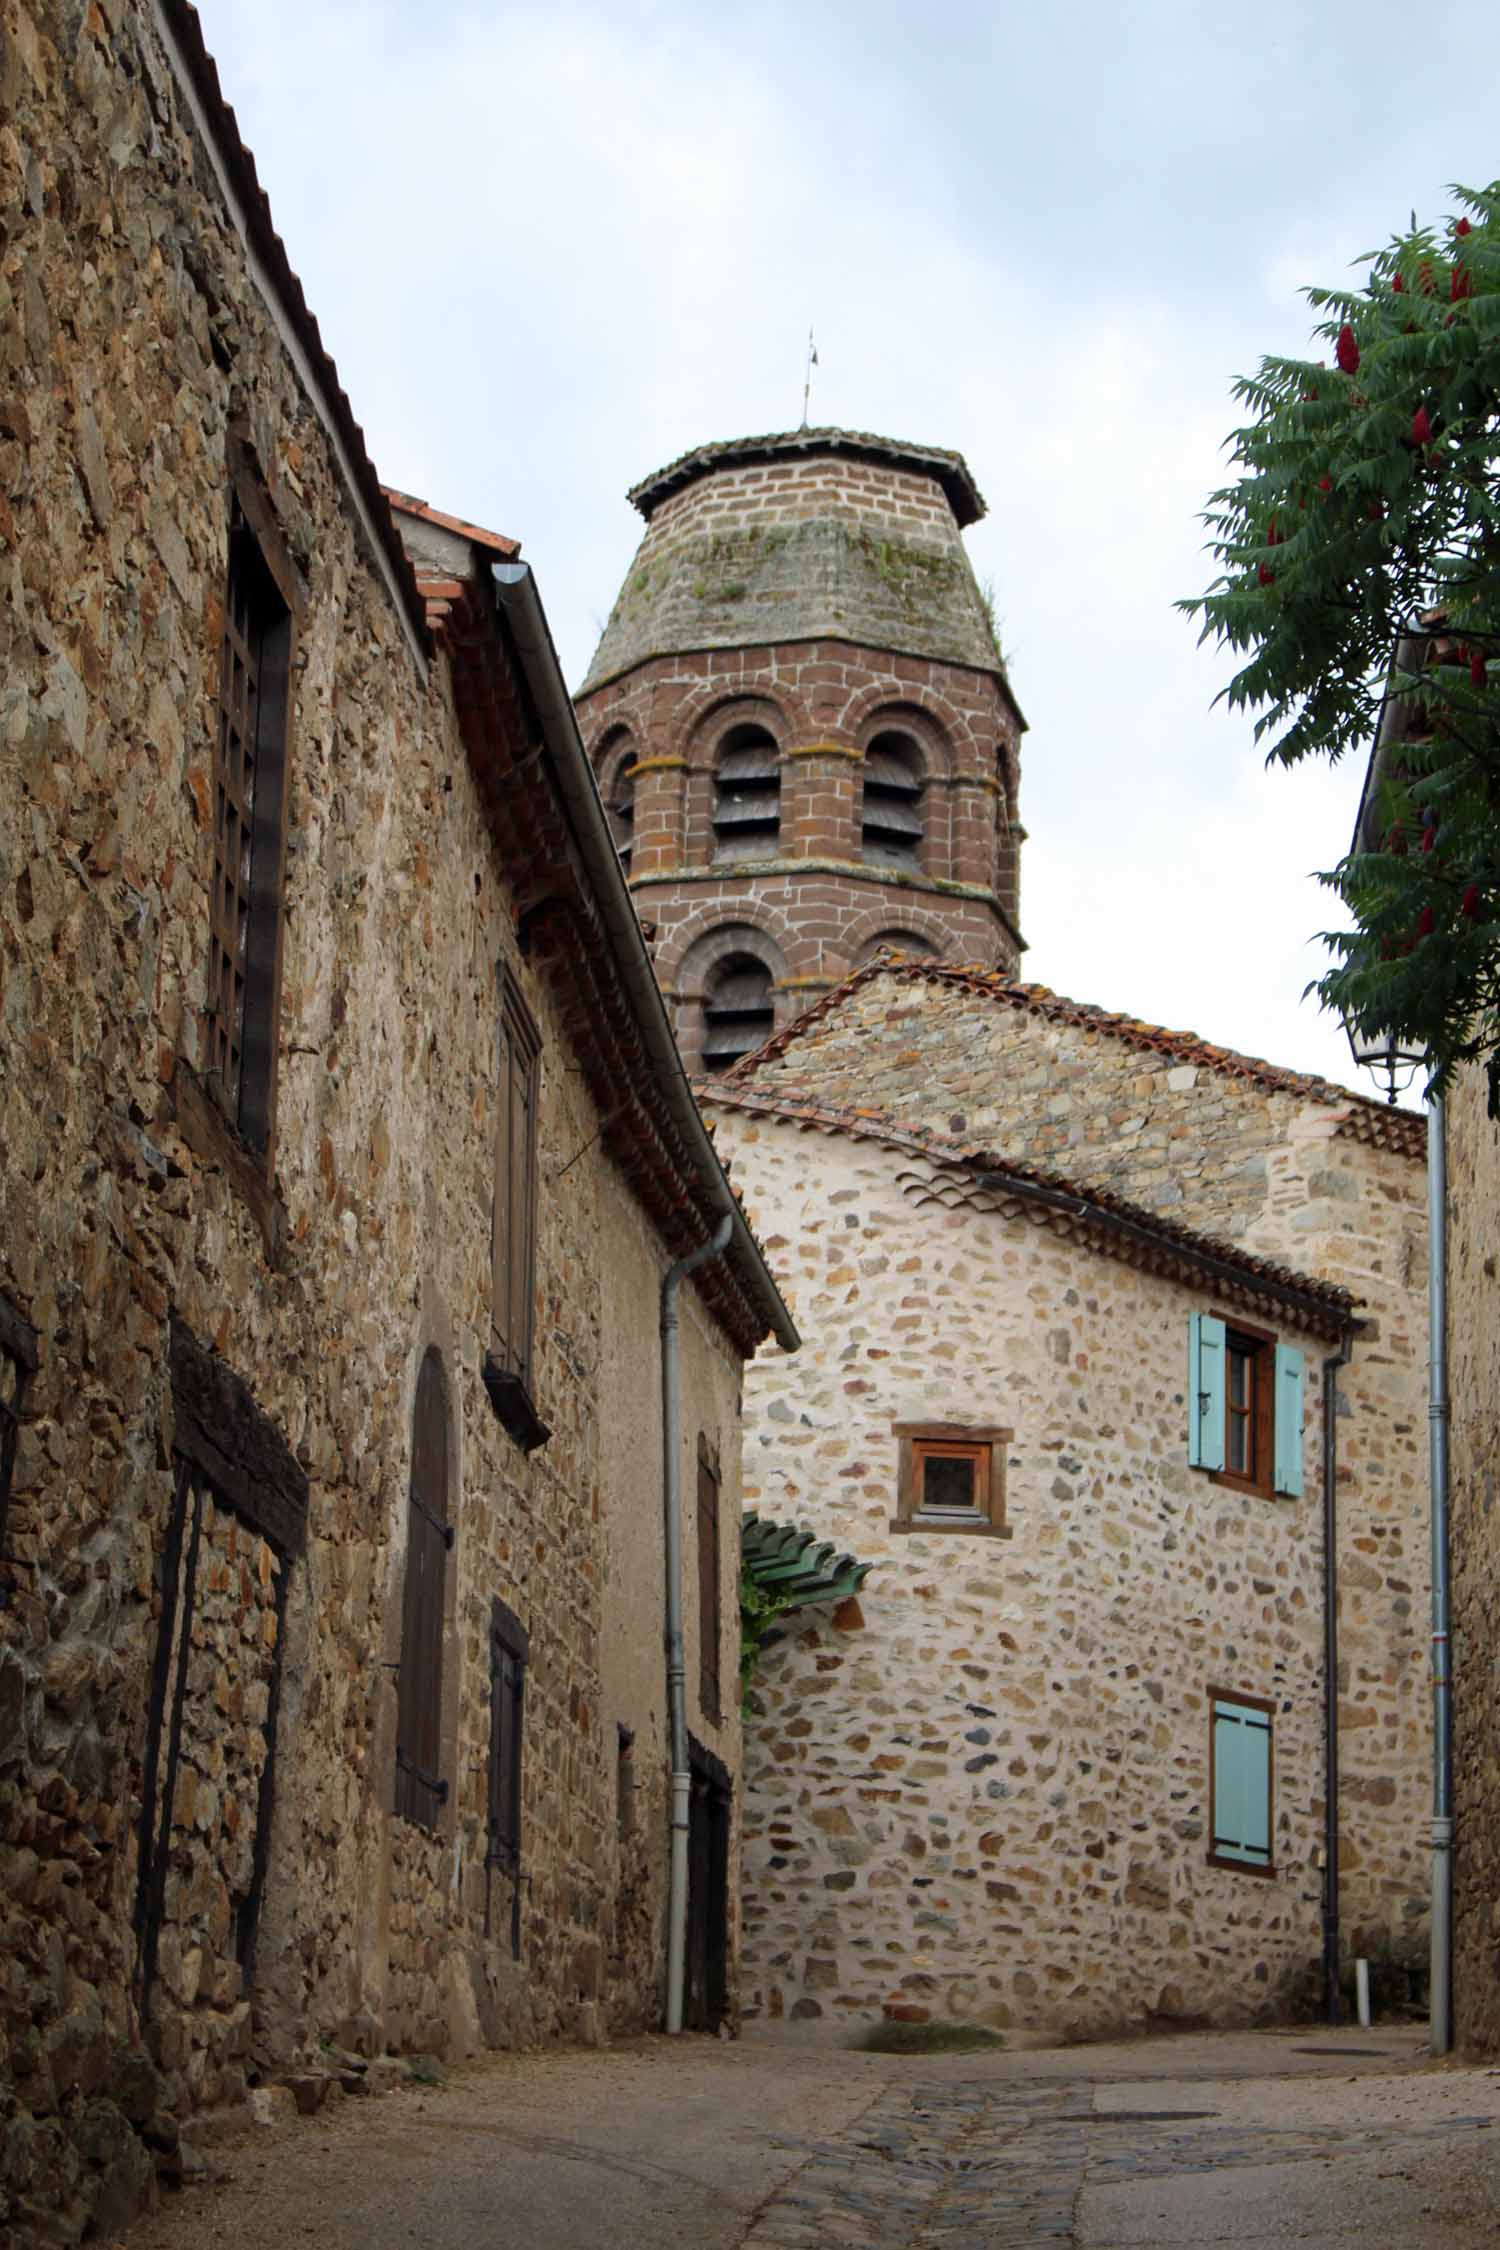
574,427 -> 1026,1071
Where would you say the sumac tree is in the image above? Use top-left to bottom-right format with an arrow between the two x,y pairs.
1183,182 -> 1500,1099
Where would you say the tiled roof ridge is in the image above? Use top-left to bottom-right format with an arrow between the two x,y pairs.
627,428 -> 986,528
698,1081 -> 1358,1338
383,487 -> 521,559
725,953 -> 1426,1158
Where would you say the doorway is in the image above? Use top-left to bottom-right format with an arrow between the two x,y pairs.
685,1737 -> 731,2030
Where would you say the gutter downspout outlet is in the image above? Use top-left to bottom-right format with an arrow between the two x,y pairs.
661,1212 -> 733,2035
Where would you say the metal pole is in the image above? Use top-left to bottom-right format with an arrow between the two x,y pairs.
1428,1095 -> 1452,2055
1322,1336 -> 1353,2023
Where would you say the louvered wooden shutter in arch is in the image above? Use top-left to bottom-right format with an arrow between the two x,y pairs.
395,1348 -> 451,1826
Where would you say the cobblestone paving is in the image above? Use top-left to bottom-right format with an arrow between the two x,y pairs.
740,2078 -> 1499,2247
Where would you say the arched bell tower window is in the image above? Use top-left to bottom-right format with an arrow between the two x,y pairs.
701,953 -> 775,1072
712,725 -> 780,863
860,732 -> 924,872
608,764 -> 635,872
598,733 -> 635,872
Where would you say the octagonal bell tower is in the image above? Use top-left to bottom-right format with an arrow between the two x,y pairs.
574,427 -> 1026,1071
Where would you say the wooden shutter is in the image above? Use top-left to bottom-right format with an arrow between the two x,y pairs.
1211,1698 -> 1272,1868
492,980 -> 539,1386
395,1349 -> 450,1826
1187,1314 -> 1226,1472
1273,1345 -> 1305,1497
697,1442 -> 721,1723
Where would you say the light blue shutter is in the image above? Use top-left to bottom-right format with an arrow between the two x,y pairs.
1187,1314 -> 1226,1471
1212,1700 -> 1272,1867
1273,1345 -> 1305,1498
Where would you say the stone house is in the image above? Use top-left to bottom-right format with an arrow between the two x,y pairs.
700,958 -> 1431,2040
0,3 -> 793,2237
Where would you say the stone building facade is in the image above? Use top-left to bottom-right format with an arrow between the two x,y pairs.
574,430 -> 1026,1071
703,960 -> 1431,2040
0,4 -> 793,2237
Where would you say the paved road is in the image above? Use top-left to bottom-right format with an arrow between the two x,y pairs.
128,2024 -> 1500,2249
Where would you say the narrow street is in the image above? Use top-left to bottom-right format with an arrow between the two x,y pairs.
127,2024 -> 1500,2249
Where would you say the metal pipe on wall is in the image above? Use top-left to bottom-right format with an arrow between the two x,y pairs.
660,1213 -> 732,2036
1321,1331 -> 1353,2024
1429,1095 -> 1452,2055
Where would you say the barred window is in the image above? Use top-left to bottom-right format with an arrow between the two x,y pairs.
207,496 -> 293,1154
395,1349 -> 452,1829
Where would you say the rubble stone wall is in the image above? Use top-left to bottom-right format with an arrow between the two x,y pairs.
719,1115 -> 1336,2039
0,3 -> 747,2232
1445,1067 -> 1500,2051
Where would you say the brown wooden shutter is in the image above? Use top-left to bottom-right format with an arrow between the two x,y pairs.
396,1349 -> 450,1826
492,978 -> 539,1386
697,1441 -> 721,1723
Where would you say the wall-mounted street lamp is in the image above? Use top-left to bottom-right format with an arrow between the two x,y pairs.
1342,1017 -> 1426,1107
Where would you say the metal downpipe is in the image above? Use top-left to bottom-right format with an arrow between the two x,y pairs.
661,1212 -> 732,2035
1429,1095 -> 1453,2054
1322,1333 -> 1353,2024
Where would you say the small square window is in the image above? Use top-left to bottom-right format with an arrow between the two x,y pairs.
891,1423 -> 1012,1537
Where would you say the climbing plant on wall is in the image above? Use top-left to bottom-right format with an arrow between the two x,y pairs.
1183,181 -> 1500,1100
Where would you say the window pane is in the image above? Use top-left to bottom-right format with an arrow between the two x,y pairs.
922,1454 -> 976,1513
1228,1346 -> 1249,1409
1227,1409 -> 1249,1475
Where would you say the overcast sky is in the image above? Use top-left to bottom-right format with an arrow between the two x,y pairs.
192,0 -> 1500,1095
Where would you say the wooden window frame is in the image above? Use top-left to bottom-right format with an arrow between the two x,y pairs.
890,1421 -> 1013,1538
697,1435 -> 722,1724
1207,1687 -> 1276,1879
395,1348 -> 452,1832
1213,1319 -> 1276,1500
483,970 -> 550,1452
203,447 -> 301,1168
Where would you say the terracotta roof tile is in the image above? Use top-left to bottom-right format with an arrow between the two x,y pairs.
383,488 -> 521,559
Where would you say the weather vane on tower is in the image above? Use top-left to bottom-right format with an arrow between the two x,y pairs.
801,328 -> 819,428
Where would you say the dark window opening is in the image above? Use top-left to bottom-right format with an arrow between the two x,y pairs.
712,724 -> 780,863
0,1298 -> 38,1602
698,1438 -> 721,1724
396,1348 -> 451,1829
860,732 -> 924,872
617,1725 -> 636,1839
487,1598 -> 528,1958
701,953 -> 774,1072
207,499 -> 292,1154
920,1450 -> 977,1515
